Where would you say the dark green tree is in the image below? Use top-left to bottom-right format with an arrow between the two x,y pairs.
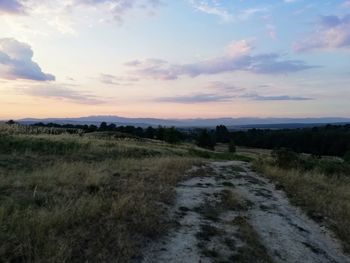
196,129 -> 216,150
145,127 -> 156,139
156,126 -> 166,140
6,120 -> 16,125
215,125 -> 230,143
99,122 -> 108,131
107,123 -> 117,131
164,127 -> 181,144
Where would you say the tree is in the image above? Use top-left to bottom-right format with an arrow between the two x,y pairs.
164,127 -> 181,144
87,125 -> 98,132
215,125 -> 230,143
99,122 -> 108,131
145,127 -> 156,139
107,123 -> 117,131
6,120 -> 15,125
228,140 -> 236,153
156,126 -> 166,140
196,129 -> 216,150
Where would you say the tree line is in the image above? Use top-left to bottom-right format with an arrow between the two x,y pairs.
29,122 -> 350,157
231,124 -> 350,157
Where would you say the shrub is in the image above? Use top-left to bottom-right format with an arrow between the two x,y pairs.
228,140 -> 236,153
196,129 -> 216,150
271,148 -> 300,169
164,127 -> 182,144
316,160 -> 348,176
344,151 -> 350,163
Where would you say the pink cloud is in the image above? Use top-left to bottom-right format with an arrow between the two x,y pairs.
294,15 -> 350,52
125,40 -> 316,80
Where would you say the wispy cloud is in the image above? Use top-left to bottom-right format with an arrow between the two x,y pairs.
155,93 -> 234,104
2,0 -> 163,34
75,0 -> 162,23
19,84 -> 104,104
206,81 -> 245,93
188,0 -> 269,22
99,73 -> 139,85
0,38 -> 55,81
155,90 -> 313,104
243,93 -> 313,101
188,0 -> 233,22
294,14 -> 350,52
125,40 -> 317,80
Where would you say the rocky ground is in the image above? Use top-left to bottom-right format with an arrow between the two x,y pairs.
142,161 -> 350,263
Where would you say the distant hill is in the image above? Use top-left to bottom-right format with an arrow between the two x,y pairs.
14,115 -> 350,128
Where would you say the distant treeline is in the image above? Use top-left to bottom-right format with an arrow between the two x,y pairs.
30,122 -> 350,157
31,122 -> 186,143
232,125 -> 350,157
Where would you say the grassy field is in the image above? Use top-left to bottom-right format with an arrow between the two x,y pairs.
252,151 -> 350,253
0,124 -> 248,262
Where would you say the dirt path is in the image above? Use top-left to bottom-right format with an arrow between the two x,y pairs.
142,161 -> 350,263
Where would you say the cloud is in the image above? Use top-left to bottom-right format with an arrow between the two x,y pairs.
20,84 -> 104,104
243,93 -> 313,101
188,0 -> 268,22
75,0 -> 162,23
0,0 -> 25,15
99,73 -> 139,85
226,39 -> 254,57
206,81 -> 246,93
155,93 -> 234,104
188,0 -> 233,22
343,1 -> 350,7
1,0 -> 162,34
0,38 -> 55,81
155,90 -> 313,104
294,14 -> 350,52
125,40 -> 317,80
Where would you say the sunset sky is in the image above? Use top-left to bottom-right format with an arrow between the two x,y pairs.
0,0 -> 349,119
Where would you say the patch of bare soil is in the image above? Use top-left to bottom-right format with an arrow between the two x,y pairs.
142,161 -> 350,263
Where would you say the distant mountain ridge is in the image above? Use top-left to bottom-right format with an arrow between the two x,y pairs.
15,115 -> 350,128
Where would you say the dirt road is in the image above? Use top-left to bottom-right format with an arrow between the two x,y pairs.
142,161 -> 350,263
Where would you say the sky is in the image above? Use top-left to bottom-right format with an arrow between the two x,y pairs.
0,0 -> 349,119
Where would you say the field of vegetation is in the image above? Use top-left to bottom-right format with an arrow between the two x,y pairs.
0,123 -> 249,262
253,148 -> 350,252
2,121 -> 350,261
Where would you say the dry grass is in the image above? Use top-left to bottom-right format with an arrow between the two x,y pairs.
254,159 -> 350,253
0,157 -> 197,262
0,125 -> 204,262
0,124 -> 252,262
231,216 -> 273,263
220,189 -> 251,211
0,123 -> 80,135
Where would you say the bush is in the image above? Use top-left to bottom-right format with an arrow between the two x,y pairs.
316,160 -> 348,176
164,127 -> 182,144
196,129 -> 216,150
344,151 -> 350,163
228,140 -> 236,153
271,148 -> 300,169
